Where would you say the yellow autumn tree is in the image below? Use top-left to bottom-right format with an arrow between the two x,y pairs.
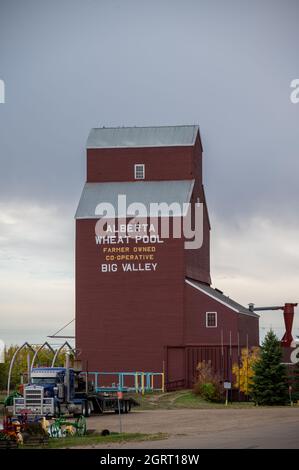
232,347 -> 260,395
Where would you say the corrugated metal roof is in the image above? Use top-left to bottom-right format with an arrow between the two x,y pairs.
75,180 -> 194,219
186,279 -> 259,317
86,125 -> 199,149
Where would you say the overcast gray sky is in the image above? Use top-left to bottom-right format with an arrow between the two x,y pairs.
0,0 -> 298,346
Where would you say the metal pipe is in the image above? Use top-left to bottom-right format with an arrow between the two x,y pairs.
65,352 -> 70,403
281,303 -> 298,347
30,342 -> 55,373
47,335 -> 75,339
47,318 -> 75,338
85,372 -> 88,395
51,341 -> 74,367
27,352 -> 31,384
252,306 -> 283,311
7,342 -> 34,396
141,372 -> 145,395
251,303 -> 297,347
135,372 -> 138,392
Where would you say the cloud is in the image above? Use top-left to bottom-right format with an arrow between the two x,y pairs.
211,212 -> 299,340
1,200 -> 298,346
0,0 -> 298,346
0,201 -> 75,344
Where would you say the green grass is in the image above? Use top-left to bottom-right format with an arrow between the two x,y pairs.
133,390 -> 255,410
173,391 -> 254,408
40,432 -> 168,449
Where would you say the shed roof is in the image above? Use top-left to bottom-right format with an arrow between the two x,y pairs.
75,180 -> 194,219
87,125 -> 199,149
185,278 -> 259,317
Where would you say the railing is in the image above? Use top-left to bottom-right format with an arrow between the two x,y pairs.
165,379 -> 186,392
80,371 -> 165,394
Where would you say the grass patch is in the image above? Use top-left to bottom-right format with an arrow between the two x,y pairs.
45,432 -> 167,449
133,390 -> 255,410
173,391 -> 211,408
173,391 -> 254,408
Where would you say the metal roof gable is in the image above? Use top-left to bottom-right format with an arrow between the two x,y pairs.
185,278 -> 259,317
75,180 -> 195,219
86,125 -> 199,149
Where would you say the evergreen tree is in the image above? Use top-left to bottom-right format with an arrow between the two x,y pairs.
292,348 -> 299,401
251,330 -> 288,405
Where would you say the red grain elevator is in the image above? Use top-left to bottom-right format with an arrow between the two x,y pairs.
75,125 -> 259,389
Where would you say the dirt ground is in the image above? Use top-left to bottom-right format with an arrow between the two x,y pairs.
85,407 -> 299,449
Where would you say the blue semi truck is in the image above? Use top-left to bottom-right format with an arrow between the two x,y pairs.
8,366 -> 137,418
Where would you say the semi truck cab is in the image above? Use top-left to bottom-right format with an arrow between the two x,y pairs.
13,367 -> 89,417
31,367 -> 75,399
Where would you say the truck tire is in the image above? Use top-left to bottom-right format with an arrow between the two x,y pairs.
74,403 -> 85,418
84,400 -> 92,417
125,401 -> 131,413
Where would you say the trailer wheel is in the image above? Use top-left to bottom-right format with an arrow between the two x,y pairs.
84,401 -> 92,417
126,401 -> 132,413
74,403 -> 85,418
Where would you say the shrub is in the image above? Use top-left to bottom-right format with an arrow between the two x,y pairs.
197,382 -> 217,401
194,360 -> 224,402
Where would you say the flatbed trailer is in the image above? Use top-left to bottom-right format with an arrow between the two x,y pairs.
74,392 -> 137,416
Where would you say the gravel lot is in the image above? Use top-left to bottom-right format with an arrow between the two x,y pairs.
85,407 -> 299,449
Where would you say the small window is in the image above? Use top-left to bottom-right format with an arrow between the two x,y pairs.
206,312 -> 217,328
134,164 -> 145,180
